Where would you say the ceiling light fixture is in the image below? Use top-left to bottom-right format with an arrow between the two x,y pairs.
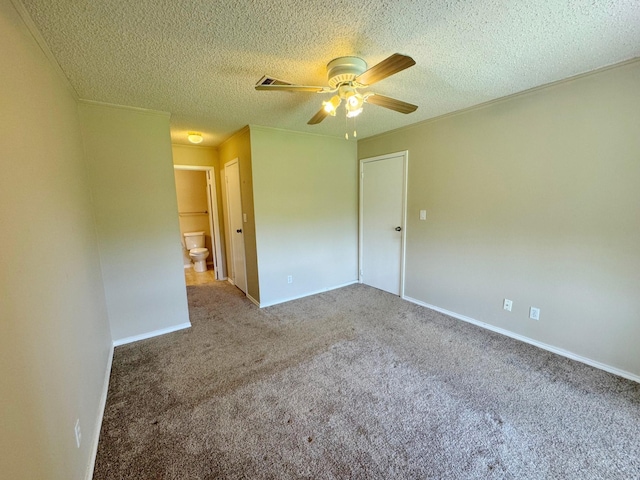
345,92 -> 364,118
187,132 -> 203,144
322,95 -> 341,115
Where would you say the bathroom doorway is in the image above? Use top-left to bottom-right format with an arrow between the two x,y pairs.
174,165 -> 225,282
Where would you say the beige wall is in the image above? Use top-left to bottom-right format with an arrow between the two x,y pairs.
79,102 -> 190,343
219,127 -> 260,301
172,144 -> 220,168
358,60 -> 640,377
250,126 -> 358,306
0,1 -> 112,478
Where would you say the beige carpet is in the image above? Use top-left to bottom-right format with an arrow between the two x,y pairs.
93,281 -> 640,479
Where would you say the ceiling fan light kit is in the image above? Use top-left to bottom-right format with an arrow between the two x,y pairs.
255,53 -> 418,129
322,95 -> 341,115
345,92 -> 364,118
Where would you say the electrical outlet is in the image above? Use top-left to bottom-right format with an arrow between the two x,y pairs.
287,275 -> 293,284
503,299 -> 513,312
74,419 -> 81,448
529,307 -> 540,321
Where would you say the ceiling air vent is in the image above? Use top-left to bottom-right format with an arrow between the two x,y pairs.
256,76 -> 292,87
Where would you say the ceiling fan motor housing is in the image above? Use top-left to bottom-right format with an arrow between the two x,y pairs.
327,56 -> 367,88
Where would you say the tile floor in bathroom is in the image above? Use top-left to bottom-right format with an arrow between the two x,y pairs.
184,266 -> 216,286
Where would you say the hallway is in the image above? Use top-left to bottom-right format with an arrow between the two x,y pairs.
184,267 -> 216,286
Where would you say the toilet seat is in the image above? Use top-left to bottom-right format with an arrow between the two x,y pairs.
189,247 -> 208,255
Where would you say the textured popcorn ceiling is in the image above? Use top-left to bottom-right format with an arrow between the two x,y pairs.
19,0 -> 640,146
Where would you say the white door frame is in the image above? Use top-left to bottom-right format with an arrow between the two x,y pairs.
174,165 -> 225,280
359,151 -> 408,297
223,158 -> 248,293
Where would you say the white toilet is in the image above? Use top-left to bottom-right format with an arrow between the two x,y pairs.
183,231 -> 209,272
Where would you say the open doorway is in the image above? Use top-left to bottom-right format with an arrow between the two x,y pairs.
174,165 -> 225,284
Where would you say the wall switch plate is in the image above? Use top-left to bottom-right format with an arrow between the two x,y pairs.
243,213 -> 247,223
419,210 -> 427,220
287,275 -> 293,284
503,299 -> 513,312
529,307 -> 540,320
74,419 -> 81,448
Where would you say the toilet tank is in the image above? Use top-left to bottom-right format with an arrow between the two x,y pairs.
184,231 -> 205,250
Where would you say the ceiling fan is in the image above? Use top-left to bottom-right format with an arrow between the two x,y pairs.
255,53 -> 418,126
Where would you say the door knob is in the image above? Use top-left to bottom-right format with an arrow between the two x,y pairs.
236,229 -> 242,233
395,226 -> 402,232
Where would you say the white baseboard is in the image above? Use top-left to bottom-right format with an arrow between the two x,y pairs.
259,280 -> 359,308
246,294 -> 260,307
85,342 -> 114,480
112,322 -> 191,347
403,296 -> 640,384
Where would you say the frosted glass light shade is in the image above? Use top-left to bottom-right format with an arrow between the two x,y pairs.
188,132 -> 203,144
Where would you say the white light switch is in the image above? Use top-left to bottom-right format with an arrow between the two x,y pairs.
419,210 -> 427,220
243,213 -> 247,222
